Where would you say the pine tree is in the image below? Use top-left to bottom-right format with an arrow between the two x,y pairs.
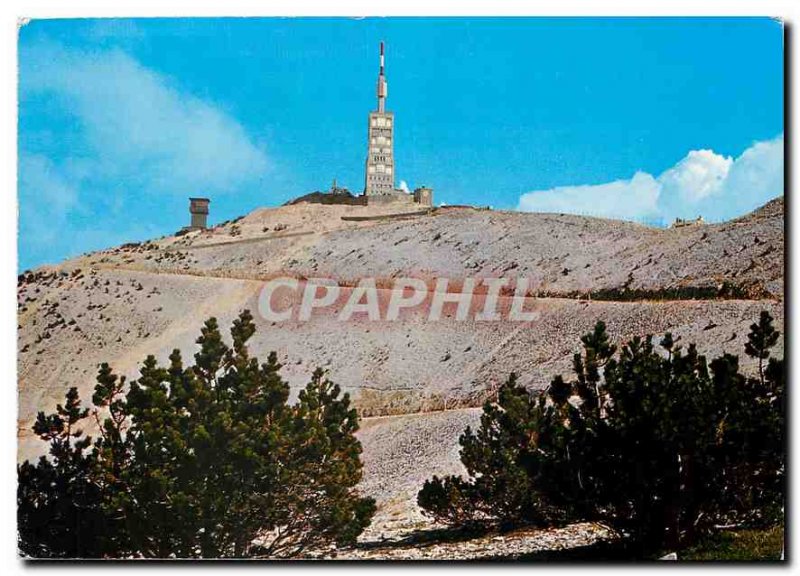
257,368 -> 375,557
18,388 -> 109,558
745,310 -> 780,386
418,313 -> 785,554
18,311 -> 375,558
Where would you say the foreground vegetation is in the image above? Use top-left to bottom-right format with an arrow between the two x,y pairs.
18,311 -> 375,558
419,311 -> 784,558
680,525 -> 783,561
18,308 -> 784,560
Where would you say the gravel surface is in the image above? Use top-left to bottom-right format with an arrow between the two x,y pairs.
333,522 -> 616,560
63,198 -> 783,299
17,198 -> 784,556
356,408 -> 482,538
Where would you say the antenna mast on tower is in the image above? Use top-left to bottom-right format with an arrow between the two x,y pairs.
377,41 -> 388,113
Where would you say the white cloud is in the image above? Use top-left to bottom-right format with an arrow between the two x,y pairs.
659,150 -> 731,202
18,154 -> 79,247
398,180 -> 411,194
21,42 -> 268,194
18,153 -> 164,269
711,136 -> 784,221
517,171 -> 660,221
517,135 -> 783,224
19,41 -> 270,268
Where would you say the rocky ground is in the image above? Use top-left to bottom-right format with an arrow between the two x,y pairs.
356,408 -> 483,537
57,197 -> 783,299
330,522 -> 616,560
17,197 -> 784,557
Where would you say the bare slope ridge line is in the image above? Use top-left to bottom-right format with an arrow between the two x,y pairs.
18,199 -> 783,435
43,197 -> 783,300
18,199 -> 784,534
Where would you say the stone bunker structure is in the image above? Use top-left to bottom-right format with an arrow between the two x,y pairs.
188,197 -> 210,230
671,216 -> 705,228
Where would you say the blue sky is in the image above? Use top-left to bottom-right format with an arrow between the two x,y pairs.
18,17 -> 783,270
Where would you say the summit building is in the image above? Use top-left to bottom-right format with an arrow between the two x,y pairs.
364,41 -> 395,196
362,42 -> 432,207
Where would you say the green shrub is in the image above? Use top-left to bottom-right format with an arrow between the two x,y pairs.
18,310 -> 375,558
680,525 -> 784,561
418,312 -> 784,552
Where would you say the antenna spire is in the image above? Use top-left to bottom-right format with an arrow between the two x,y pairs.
377,41 -> 387,112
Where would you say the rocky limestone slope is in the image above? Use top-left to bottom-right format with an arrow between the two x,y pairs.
17,197 -> 784,540
58,197 -> 783,298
